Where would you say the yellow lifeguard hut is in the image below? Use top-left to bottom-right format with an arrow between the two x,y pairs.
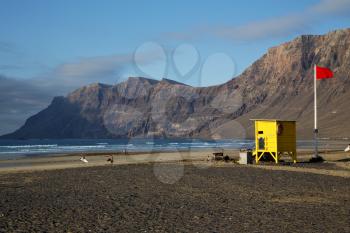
251,119 -> 297,164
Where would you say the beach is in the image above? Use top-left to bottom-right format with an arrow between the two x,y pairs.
0,149 -> 349,232
2,2 -> 350,232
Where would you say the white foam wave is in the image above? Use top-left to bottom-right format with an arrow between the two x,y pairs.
0,144 -> 58,149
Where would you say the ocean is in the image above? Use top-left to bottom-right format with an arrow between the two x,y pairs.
0,138 -> 342,160
0,138 -> 254,159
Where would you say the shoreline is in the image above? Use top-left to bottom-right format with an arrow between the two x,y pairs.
0,149 -> 222,174
0,148 -> 349,177
0,138 -> 348,159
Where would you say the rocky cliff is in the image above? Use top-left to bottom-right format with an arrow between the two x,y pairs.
2,29 -> 350,139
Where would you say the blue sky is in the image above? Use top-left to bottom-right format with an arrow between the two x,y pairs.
1,0 -> 349,84
0,0 -> 349,134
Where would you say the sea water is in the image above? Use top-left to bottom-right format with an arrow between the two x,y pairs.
0,138 -> 254,159
0,138 -> 341,160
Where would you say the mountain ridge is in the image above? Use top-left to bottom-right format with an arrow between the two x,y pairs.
2,28 -> 350,140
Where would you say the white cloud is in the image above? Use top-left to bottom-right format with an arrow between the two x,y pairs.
215,13 -> 307,41
0,48 -> 165,134
55,56 -> 126,77
32,48 -> 165,94
167,0 -> 350,41
311,0 -> 350,15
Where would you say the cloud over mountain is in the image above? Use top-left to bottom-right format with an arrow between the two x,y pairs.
0,49 -> 164,135
167,0 -> 350,41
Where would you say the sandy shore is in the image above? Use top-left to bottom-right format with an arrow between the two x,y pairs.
0,149 -> 349,177
0,161 -> 349,232
0,150 -> 219,173
0,149 -> 349,232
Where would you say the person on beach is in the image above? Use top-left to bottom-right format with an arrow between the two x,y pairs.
80,155 -> 88,163
345,144 -> 350,152
107,155 -> 114,164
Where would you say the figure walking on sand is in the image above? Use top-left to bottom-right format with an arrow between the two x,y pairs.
80,155 -> 88,163
107,154 -> 114,164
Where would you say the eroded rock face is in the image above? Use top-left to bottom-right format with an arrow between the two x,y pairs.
3,29 -> 350,139
228,29 -> 350,139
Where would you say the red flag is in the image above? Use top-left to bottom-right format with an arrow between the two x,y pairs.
315,66 -> 333,79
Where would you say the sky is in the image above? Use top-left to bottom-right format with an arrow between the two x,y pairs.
0,0 -> 349,135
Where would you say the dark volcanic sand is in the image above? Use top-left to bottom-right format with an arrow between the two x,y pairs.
0,164 -> 349,233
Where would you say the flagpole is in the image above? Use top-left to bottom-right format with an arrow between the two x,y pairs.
313,64 -> 319,158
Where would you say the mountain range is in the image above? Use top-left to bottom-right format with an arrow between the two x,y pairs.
2,28 -> 350,140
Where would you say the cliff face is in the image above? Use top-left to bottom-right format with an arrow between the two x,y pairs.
228,29 -> 350,139
3,29 -> 350,139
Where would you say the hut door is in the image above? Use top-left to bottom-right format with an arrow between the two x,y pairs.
258,130 -> 265,150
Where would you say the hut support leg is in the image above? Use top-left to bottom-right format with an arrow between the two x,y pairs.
270,152 -> 278,164
256,152 -> 265,164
